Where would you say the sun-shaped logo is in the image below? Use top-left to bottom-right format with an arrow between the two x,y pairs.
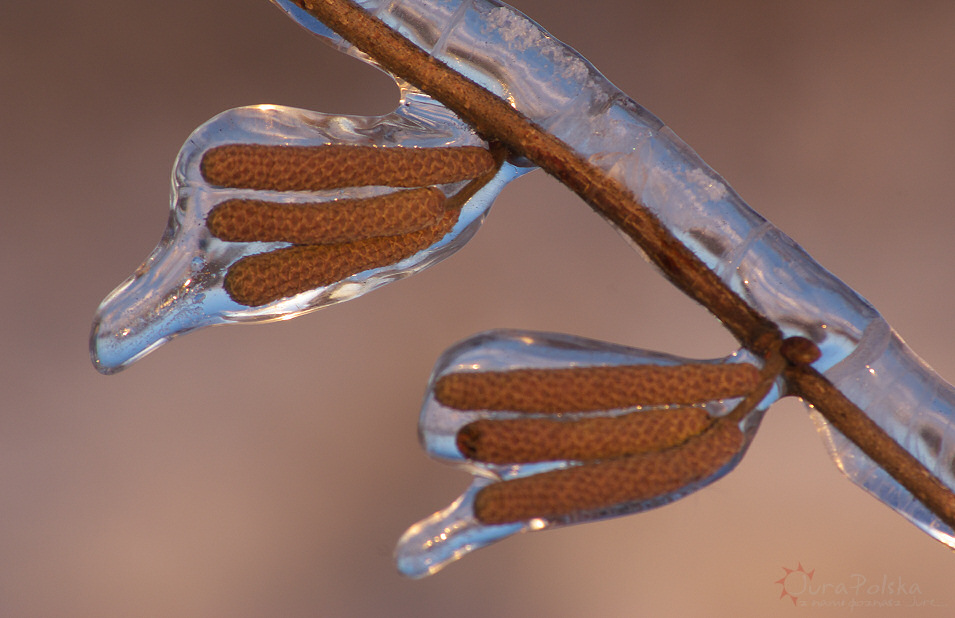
775,562 -> 815,605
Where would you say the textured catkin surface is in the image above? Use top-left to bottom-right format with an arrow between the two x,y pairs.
472,421 -> 745,525
434,363 -> 760,412
206,187 -> 446,244
456,406 -> 713,463
200,144 -> 495,191
223,209 -> 459,306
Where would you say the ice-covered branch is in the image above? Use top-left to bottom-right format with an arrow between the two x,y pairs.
289,0 -> 955,540
91,0 -> 955,578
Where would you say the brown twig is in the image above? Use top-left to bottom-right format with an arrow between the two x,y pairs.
291,0 -> 955,530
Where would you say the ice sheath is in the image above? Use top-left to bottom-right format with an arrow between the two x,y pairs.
270,0 -> 955,554
89,0 -> 955,578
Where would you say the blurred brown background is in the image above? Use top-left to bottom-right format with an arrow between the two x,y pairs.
2,1 -> 955,616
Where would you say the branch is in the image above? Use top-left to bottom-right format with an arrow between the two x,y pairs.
293,0 -> 955,530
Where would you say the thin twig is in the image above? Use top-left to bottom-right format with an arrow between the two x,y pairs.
292,0 -> 955,530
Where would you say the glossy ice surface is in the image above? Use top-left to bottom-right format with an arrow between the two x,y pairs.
90,97 -> 529,373
90,0 -> 955,578
275,0 -> 955,570
396,329 -> 773,577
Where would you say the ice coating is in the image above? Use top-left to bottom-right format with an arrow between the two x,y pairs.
90,98 -> 529,373
270,0 -> 955,561
396,330 -> 774,577
812,323 -> 955,544
312,0 -> 880,364
90,0 -> 955,576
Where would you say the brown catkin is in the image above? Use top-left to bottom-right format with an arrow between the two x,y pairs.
456,407 -> 712,464
223,210 -> 458,306
434,363 -> 760,412
206,187 -> 445,244
200,144 -> 495,191
472,421 -> 744,525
